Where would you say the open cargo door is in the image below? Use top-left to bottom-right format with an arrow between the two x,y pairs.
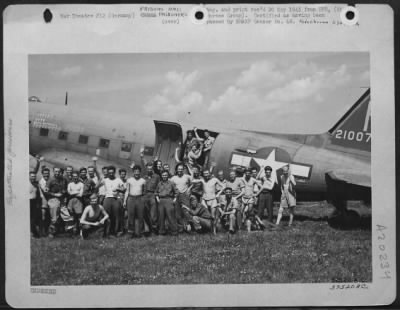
153,121 -> 183,170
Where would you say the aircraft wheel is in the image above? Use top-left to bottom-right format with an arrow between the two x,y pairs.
328,209 -> 361,229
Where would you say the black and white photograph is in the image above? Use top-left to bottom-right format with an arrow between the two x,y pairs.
4,3 -> 395,307
28,52 -> 372,285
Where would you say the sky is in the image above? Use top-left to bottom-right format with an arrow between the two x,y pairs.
29,52 -> 369,134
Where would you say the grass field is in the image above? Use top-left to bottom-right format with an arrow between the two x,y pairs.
31,202 -> 371,285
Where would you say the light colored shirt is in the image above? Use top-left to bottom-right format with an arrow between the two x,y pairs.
98,176 -> 107,196
104,178 -> 124,198
222,197 -> 239,212
171,175 -> 191,194
202,178 -> 220,200
39,177 -> 49,192
29,182 -> 38,200
126,177 -> 146,196
204,136 -> 215,149
226,178 -> 245,196
89,175 -> 99,186
68,182 -> 84,197
261,175 -> 275,191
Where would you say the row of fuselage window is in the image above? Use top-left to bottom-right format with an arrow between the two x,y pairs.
36,127 -> 134,152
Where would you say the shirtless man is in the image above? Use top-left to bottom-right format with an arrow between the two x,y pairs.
226,170 -> 245,229
201,169 -> 225,234
80,194 -> 110,239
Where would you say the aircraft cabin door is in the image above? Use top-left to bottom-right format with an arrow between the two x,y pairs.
153,121 -> 183,170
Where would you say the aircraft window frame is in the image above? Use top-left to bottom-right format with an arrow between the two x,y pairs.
78,135 -> 89,144
39,128 -> 49,137
143,145 -> 154,156
121,142 -> 132,152
58,131 -> 69,141
99,138 -> 110,148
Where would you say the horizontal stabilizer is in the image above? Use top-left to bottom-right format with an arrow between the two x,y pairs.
326,169 -> 371,188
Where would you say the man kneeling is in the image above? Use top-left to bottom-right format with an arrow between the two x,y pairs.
80,194 -> 110,239
183,195 -> 213,233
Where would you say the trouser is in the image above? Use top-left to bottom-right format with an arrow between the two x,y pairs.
222,213 -> 236,231
258,191 -> 273,222
127,195 -> 145,237
192,216 -> 212,232
98,195 -> 105,206
82,195 -> 91,208
176,192 -> 190,231
103,197 -> 122,235
47,198 -> 61,235
203,150 -> 211,169
158,198 -> 178,235
81,220 -> 110,238
67,197 -> 84,234
30,199 -> 41,237
143,192 -> 158,232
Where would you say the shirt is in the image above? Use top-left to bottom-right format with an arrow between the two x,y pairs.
48,177 -> 68,198
190,177 -> 204,197
156,180 -> 177,198
81,177 -> 96,197
98,176 -> 107,196
203,178 -> 220,200
89,175 -> 99,186
126,177 -> 146,196
144,173 -> 160,193
29,182 -> 39,200
261,175 -> 275,191
103,178 -> 124,198
190,202 -> 212,219
226,178 -> 245,196
204,136 -> 215,149
242,177 -> 259,197
222,197 -> 239,212
171,175 -> 191,194
68,182 -> 84,197
39,178 -> 51,200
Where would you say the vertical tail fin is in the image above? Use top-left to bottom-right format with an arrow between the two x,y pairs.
328,89 -> 371,152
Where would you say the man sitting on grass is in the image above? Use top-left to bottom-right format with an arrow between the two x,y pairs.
80,193 -> 110,239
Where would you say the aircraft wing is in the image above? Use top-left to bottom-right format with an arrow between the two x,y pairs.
326,169 -> 371,188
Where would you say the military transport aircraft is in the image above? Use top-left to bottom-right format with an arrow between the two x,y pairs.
29,89 -> 371,227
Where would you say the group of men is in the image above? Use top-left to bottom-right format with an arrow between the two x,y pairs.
29,130 -> 297,239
